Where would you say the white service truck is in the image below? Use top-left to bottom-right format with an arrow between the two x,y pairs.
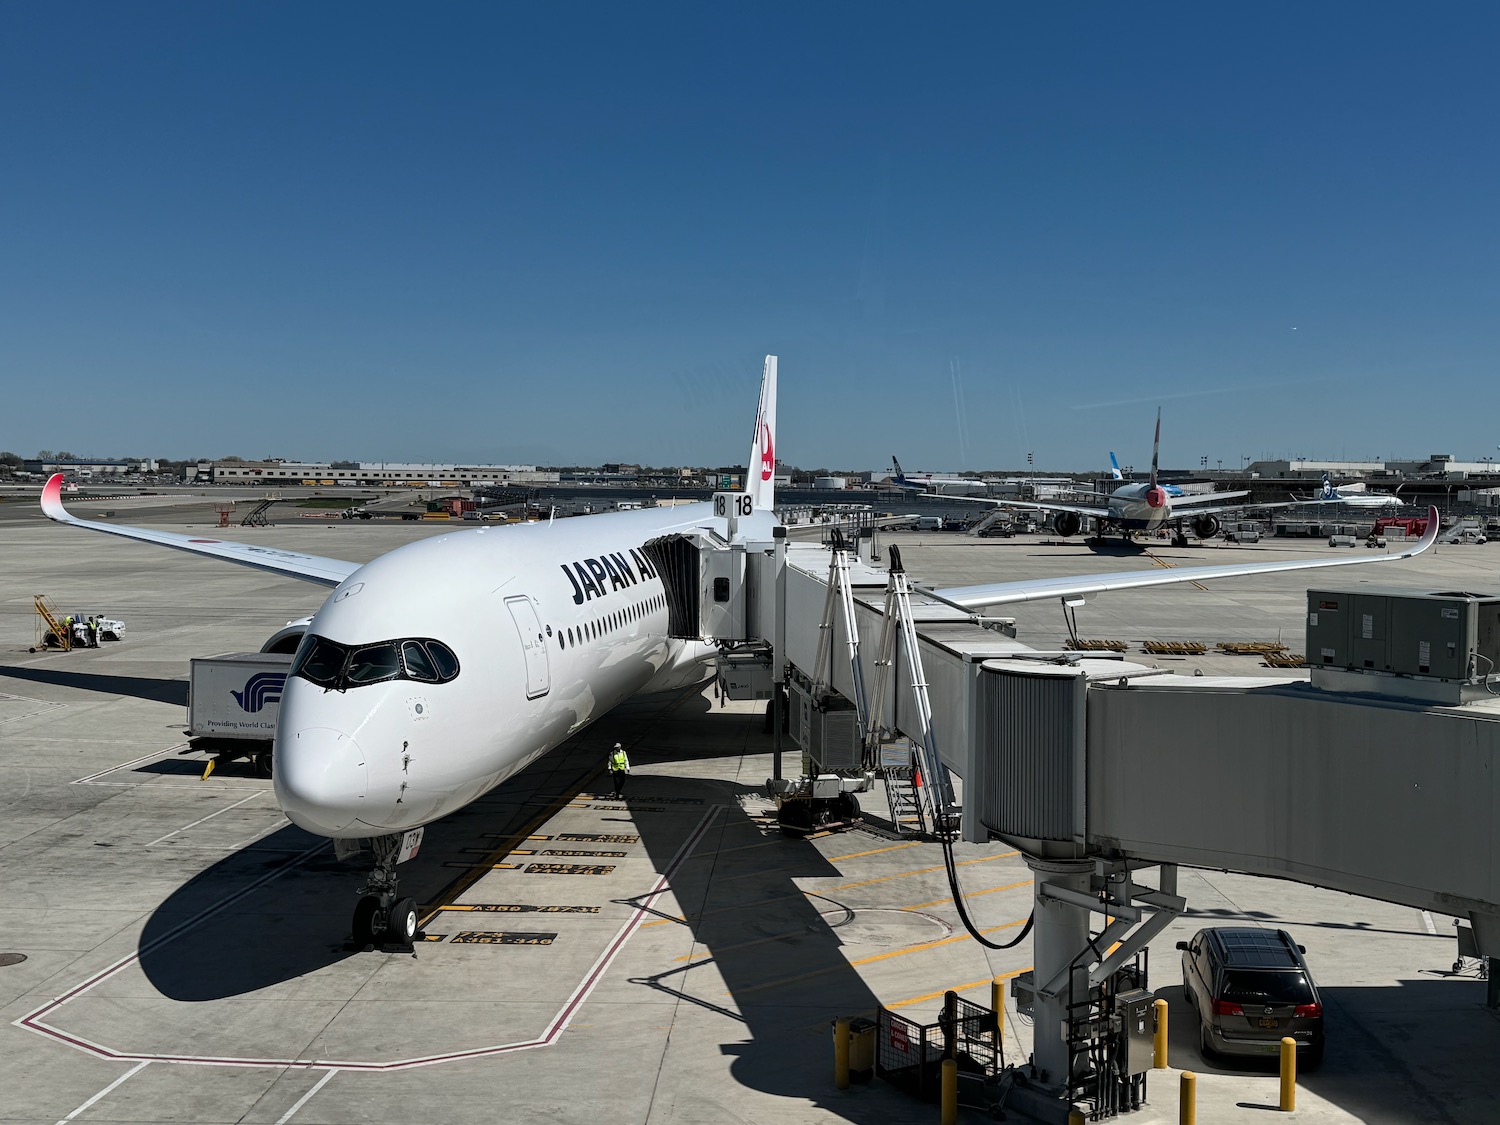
185,652 -> 293,776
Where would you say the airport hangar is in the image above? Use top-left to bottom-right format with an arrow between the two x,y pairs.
1,495 -> 1499,1124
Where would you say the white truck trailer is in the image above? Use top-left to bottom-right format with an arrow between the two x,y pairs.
185,652 -> 293,776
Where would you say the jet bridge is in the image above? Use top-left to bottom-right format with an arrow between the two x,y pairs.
650,519 -> 1500,1119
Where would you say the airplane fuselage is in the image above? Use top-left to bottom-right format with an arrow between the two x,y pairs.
274,503 -> 771,839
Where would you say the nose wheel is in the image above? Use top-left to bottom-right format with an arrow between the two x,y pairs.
348,834 -> 420,951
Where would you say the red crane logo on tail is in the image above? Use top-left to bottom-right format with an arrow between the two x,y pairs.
759,420 -> 774,481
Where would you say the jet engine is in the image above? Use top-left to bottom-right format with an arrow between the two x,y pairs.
261,617 -> 313,654
1191,514 -> 1221,540
1054,511 -> 1082,538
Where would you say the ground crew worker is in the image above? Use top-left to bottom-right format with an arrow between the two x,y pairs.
608,742 -> 630,798
61,615 -> 75,648
86,616 -> 100,647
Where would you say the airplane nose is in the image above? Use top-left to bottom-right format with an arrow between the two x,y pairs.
274,727 -> 369,836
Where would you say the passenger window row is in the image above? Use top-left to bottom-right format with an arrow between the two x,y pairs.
555,593 -> 667,651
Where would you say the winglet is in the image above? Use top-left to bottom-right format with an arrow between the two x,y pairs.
41,473 -> 71,523
1417,505 -> 1440,552
746,355 -> 777,510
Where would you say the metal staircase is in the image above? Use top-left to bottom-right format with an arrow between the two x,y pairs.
966,508 -> 1010,537
34,594 -> 70,651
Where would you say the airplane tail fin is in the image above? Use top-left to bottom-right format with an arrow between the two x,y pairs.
1321,472 -> 1335,501
747,355 -> 777,510
892,456 -> 909,486
1148,408 -> 1161,488
1109,452 -> 1123,481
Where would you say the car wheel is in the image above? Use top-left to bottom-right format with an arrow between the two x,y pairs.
1198,1021 -> 1214,1061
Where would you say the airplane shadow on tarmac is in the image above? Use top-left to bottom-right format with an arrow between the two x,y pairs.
0,662 -> 188,706
133,689 -> 907,1120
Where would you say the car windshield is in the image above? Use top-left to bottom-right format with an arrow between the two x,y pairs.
292,634 -> 461,690
1220,969 -> 1314,1005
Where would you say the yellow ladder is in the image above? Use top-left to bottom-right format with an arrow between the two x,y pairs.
34,594 -> 71,651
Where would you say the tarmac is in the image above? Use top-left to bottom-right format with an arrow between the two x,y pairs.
0,494 -> 1497,1124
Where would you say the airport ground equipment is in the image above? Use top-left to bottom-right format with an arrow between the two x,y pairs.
239,493 -> 280,526
185,652 -> 292,777
32,594 -> 70,651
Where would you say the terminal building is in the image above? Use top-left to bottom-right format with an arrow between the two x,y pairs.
193,460 -> 561,487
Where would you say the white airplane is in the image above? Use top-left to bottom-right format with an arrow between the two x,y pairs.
37,359 -> 1440,947
931,411 -> 1305,547
1301,472 -> 1406,510
889,457 -> 997,496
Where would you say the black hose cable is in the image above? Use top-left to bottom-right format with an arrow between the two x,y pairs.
939,827 -> 1034,950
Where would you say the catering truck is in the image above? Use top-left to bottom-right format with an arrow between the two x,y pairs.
185,652 -> 293,776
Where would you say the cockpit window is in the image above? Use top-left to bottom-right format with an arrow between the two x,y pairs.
427,640 -> 460,680
292,633 -> 460,690
346,642 -> 401,685
292,635 -> 348,688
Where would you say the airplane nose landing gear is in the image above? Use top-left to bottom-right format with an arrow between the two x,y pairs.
348,831 -> 422,951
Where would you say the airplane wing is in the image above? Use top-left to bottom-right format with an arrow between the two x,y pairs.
40,474 -> 359,588
926,505 -> 1439,610
1165,489 -> 1250,507
918,494 -> 1116,520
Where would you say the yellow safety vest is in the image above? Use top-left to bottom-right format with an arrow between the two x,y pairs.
610,751 -> 628,772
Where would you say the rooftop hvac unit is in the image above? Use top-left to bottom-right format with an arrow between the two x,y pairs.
1307,587 -> 1500,702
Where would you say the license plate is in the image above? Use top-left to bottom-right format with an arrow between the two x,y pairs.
1258,1017 -> 1280,1029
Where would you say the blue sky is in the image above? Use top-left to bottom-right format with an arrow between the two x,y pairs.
3,3 -> 1498,473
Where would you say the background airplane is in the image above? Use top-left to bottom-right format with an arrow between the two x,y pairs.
1301,472 -> 1406,509
36,367 -> 1439,948
889,457 -> 997,496
921,411 -> 1312,547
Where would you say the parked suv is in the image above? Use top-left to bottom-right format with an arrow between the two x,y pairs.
1178,927 -> 1324,1066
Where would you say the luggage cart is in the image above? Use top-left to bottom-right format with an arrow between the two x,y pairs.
1453,921 -> 1489,978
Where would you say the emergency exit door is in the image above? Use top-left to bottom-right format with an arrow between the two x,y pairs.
505,596 -> 550,699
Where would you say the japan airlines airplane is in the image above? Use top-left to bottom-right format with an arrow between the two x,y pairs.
1301,473 -> 1406,510
37,359 -> 1439,947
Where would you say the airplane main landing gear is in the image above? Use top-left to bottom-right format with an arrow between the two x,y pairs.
350,833 -> 420,950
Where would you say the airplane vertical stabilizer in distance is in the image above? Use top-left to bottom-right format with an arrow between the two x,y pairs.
747,355 -> 777,510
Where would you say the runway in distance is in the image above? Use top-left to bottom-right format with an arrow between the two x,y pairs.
37,362 -> 1440,946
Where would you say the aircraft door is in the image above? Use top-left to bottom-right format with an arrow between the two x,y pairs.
504,596 -> 550,699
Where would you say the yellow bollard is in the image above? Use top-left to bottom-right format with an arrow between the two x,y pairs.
1279,1036 -> 1296,1111
1154,996 -> 1169,1069
833,1017 -> 850,1091
1180,1071 -> 1196,1125
992,977 -> 1005,1044
941,1057 -> 957,1125
1068,1110 -> 1086,1125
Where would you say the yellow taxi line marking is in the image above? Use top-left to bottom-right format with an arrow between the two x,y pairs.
825,841 -> 924,862
640,851 -> 1018,928
902,878 -> 1033,912
886,967 -> 1032,1010
1144,550 -> 1210,592
730,918 -> 1027,996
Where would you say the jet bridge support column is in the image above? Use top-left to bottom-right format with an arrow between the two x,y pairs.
1027,857 -> 1094,1089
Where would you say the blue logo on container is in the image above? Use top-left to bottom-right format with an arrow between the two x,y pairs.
231,672 -> 287,714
